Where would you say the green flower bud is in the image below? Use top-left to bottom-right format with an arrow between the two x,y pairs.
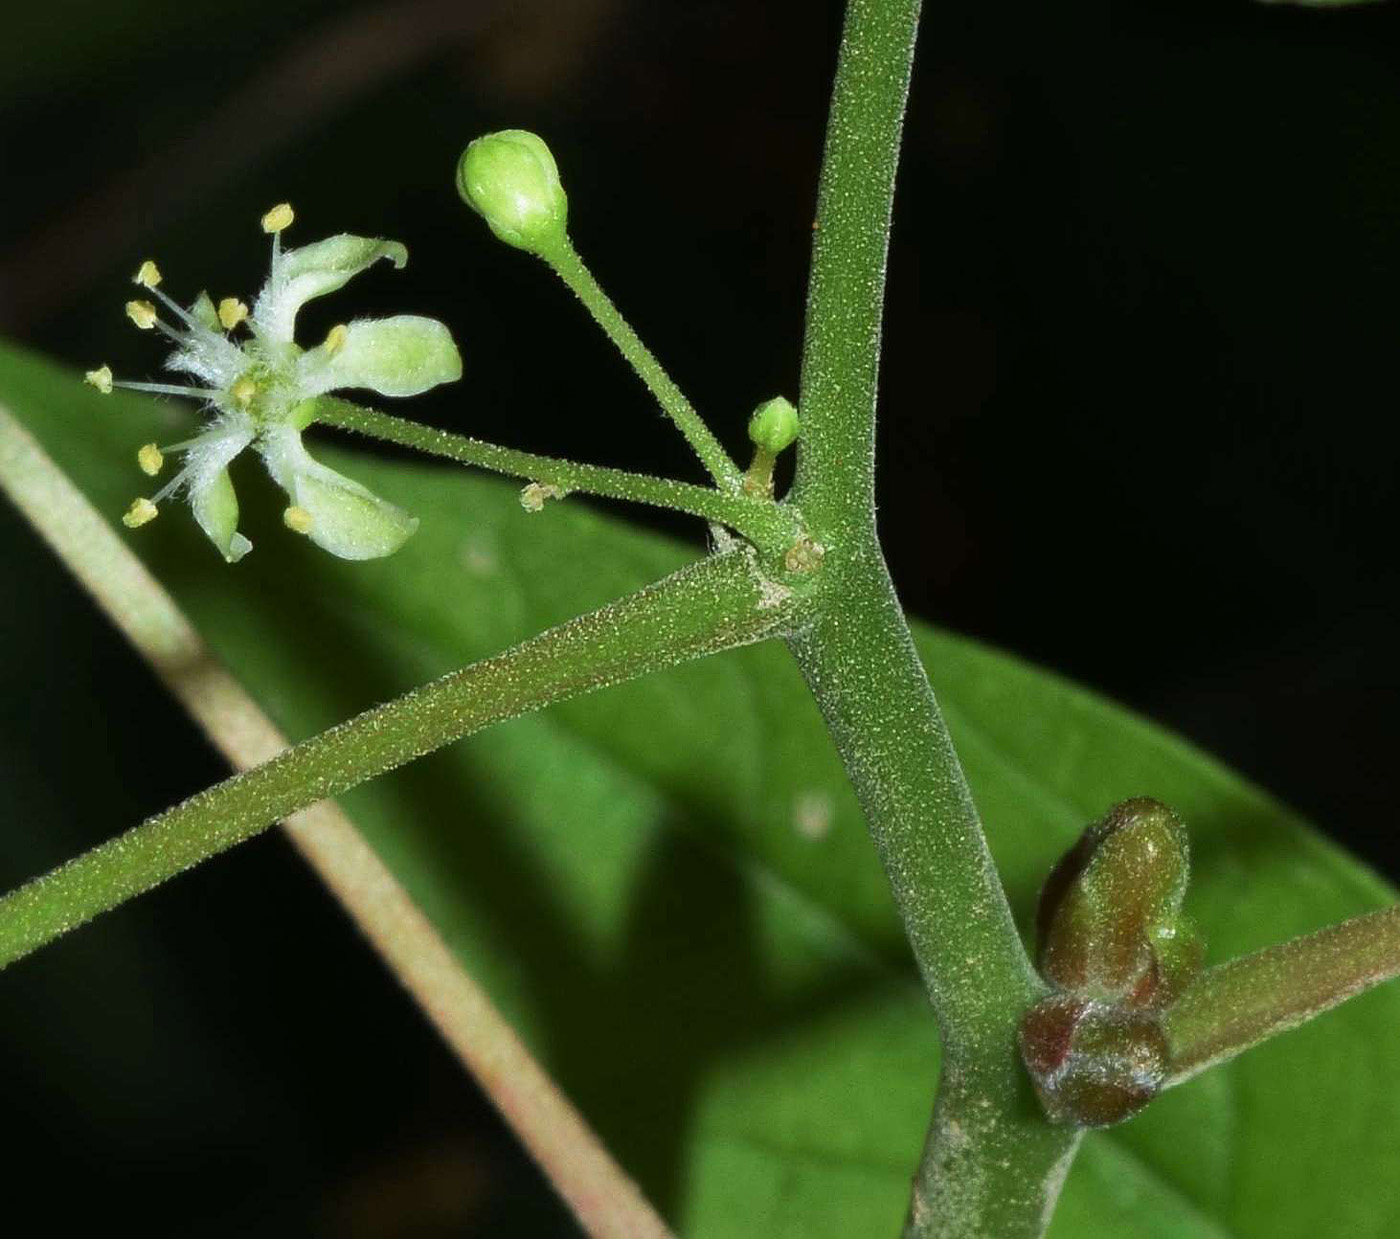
1020,995 -> 1169,1128
1037,797 -> 1201,1007
457,130 -> 569,259
748,396 -> 800,454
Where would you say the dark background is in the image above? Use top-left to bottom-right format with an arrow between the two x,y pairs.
3,0 -> 1398,1233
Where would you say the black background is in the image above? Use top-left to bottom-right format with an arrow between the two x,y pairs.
2,0 -> 1398,1233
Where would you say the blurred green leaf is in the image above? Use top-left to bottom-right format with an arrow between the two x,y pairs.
3,338 -> 1398,1237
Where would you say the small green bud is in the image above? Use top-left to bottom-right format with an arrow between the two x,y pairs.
748,396 -> 800,454
457,130 -> 569,258
1020,995 -> 1169,1128
1037,797 -> 1200,1007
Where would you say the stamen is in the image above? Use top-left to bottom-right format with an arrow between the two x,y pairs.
137,444 -> 164,476
114,379 -> 220,400
123,294 -> 187,347
152,460 -> 200,505
122,498 -> 158,528
145,284 -> 211,335
125,300 -> 158,330
261,203 -> 294,234
230,377 -> 258,406
323,324 -> 348,355
263,202 -> 294,269
134,260 -> 162,289
218,298 -> 249,331
283,505 -> 314,534
85,365 -> 114,394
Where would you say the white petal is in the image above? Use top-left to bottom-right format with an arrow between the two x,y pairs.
187,424 -> 255,562
296,316 -> 462,398
258,427 -> 417,560
252,235 -> 408,344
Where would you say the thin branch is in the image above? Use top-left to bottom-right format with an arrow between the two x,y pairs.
1165,903 -> 1400,1085
545,242 -> 746,493
0,400 -> 674,1238
315,396 -> 795,552
0,534 -> 789,968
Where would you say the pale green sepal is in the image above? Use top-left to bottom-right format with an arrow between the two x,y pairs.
191,467 -> 251,563
296,316 -> 462,398
259,427 -> 417,560
190,291 -> 221,333
253,236 -> 408,344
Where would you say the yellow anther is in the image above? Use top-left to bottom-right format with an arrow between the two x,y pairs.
134,260 -> 162,289
125,300 -> 158,330
137,443 -> 164,477
261,202 -> 295,233
283,505 -> 314,535
217,297 -> 249,331
84,365 -> 114,394
230,376 -> 258,405
122,498 -> 158,529
323,324 -> 348,355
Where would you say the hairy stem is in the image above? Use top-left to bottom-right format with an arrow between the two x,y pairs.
546,240 -> 745,493
1165,903 -> 1400,1085
787,1 -> 1075,1233
314,396 -> 793,551
793,0 -> 920,536
0,401 -> 675,1239
787,552 -> 1075,1238
0,546 -> 793,969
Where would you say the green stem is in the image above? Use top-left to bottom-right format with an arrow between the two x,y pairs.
742,446 -> 778,499
0,547 -> 793,970
0,400 -> 675,1239
1165,903 -> 1400,1085
786,1 -> 1077,1233
314,396 -> 793,552
793,0 -> 921,536
787,552 -> 1076,1238
546,240 -> 745,493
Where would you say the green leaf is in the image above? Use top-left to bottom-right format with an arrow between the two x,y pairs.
4,338 -> 1398,1237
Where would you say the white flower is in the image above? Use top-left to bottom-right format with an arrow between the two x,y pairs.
93,206 -> 462,562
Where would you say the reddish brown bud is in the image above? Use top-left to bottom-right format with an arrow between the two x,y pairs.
1020,994 -> 1169,1127
1037,797 -> 1200,1007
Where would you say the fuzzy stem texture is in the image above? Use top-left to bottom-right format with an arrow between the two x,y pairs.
0,401 -> 675,1239
546,240 -> 745,492
314,397 -> 794,551
1165,903 -> 1400,1085
0,546 -> 793,969
787,0 -> 1080,1233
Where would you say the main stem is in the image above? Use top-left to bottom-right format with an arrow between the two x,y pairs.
788,0 -> 1078,1233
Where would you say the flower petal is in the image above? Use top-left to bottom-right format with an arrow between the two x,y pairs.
296,316 -> 462,398
186,424 -> 255,563
258,427 -> 417,560
253,235 -> 408,344
192,467 -> 252,564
